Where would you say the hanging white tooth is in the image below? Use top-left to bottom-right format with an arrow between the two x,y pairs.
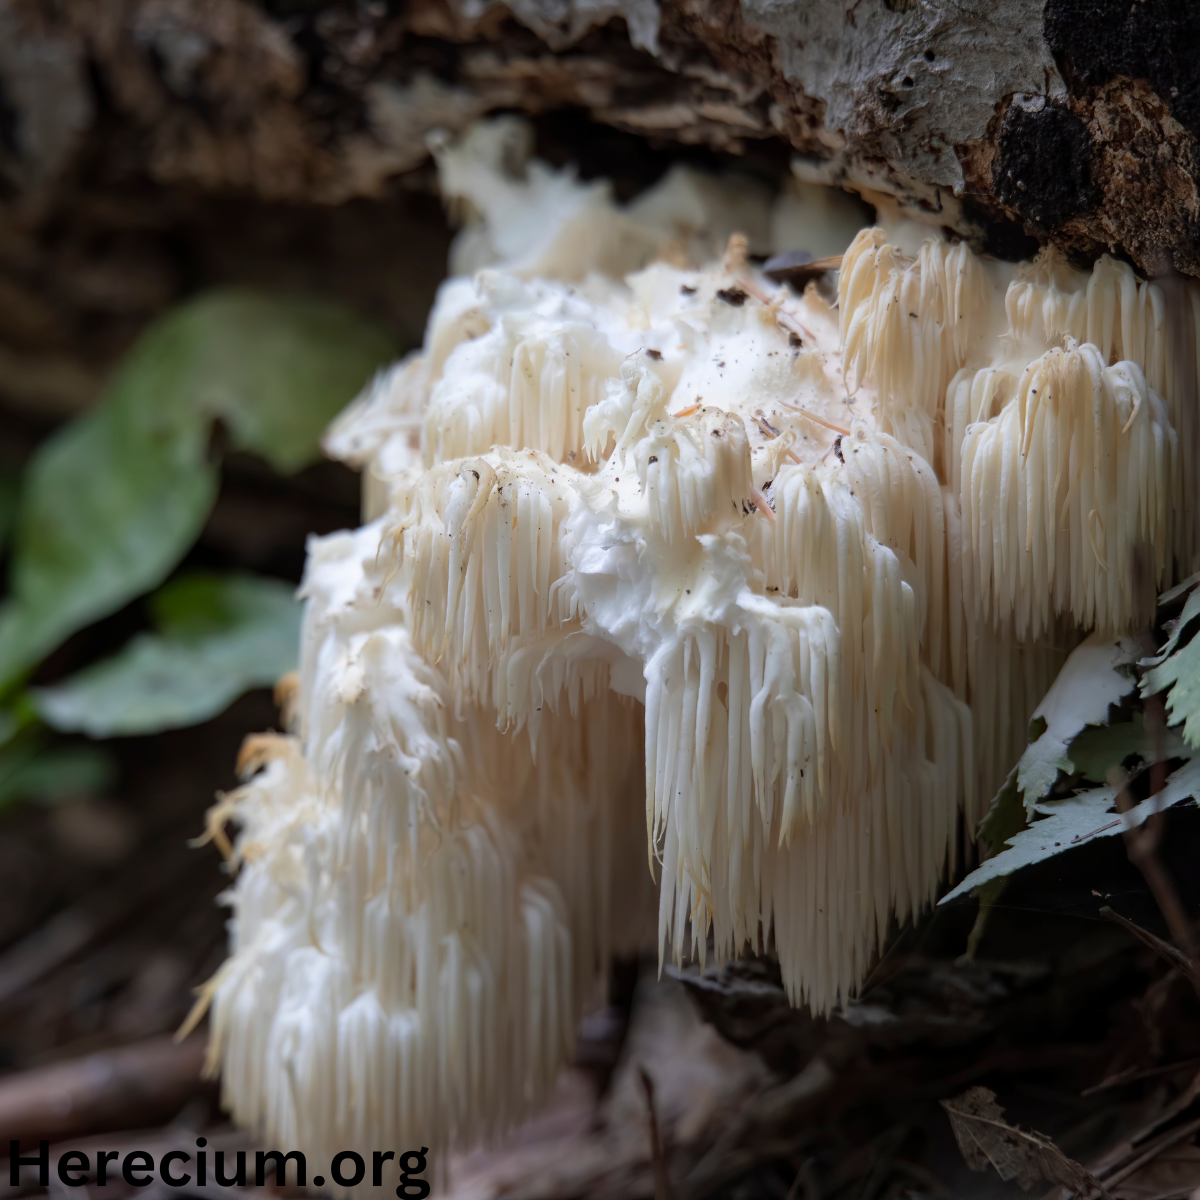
213,147 -> 1198,1185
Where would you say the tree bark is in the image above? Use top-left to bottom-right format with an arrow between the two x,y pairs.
1,0 -> 1197,414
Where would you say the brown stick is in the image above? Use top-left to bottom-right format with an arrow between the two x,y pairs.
1070,1064 -> 1200,1196
1090,1113 -> 1200,1194
1081,1054 -> 1200,1095
1105,690 -> 1200,1005
784,1158 -> 821,1200
638,1066 -> 675,1200
1114,801 -> 1196,958
1111,563 -> 1200,973
0,1036 -> 213,1145
1100,906 -> 1198,979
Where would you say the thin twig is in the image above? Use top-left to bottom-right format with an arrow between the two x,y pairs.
1089,1114 -> 1200,1195
785,1157 -> 820,1200
1112,787 -> 1194,956
778,399 -> 852,437
638,1066 -> 675,1200
1112,562 -> 1200,979
737,274 -> 818,343
752,415 -> 802,464
1106,727 -> 1200,1001
1069,818 -> 1122,844
1081,1055 -> 1200,1096
1096,598 -> 1200,999
1073,1064 -> 1200,1193
749,489 -> 776,523
1099,907 -> 1200,997
736,268 -> 853,440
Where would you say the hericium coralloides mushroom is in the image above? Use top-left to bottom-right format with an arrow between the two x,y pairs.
198,118 -> 1199,1180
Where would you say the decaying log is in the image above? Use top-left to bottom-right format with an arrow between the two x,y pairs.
0,0 -> 1197,421
3,0 -> 1199,275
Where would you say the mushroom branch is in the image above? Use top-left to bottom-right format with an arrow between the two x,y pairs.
203,121 -> 1200,1176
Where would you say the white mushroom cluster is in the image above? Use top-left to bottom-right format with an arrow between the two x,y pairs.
205,120 -> 1198,1171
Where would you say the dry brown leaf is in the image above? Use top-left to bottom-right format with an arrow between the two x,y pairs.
940,1087 -> 1112,1197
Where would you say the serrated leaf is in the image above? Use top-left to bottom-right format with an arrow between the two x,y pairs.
942,756 -> 1200,902
1015,633 -> 1140,813
0,290 -> 393,694
33,572 -> 302,738
1143,581 -> 1200,667
1142,619 -> 1200,750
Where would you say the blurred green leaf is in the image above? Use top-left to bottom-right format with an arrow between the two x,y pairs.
183,291 -> 396,474
33,572 -> 302,738
0,740 -> 117,813
0,331 -> 218,693
0,290 -> 394,694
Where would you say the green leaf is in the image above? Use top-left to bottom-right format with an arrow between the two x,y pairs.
942,756 -> 1200,903
0,328 -> 219,690
33,572 -> 302,738
1142,587 -> 1200,749
1143,582 -> 1200,667
1067,713 -> 1189,782
0,741 -> 117,813
149,570 -> 283,637
1015,633 -> 1140,813
0,290 -> 394,694
1143,636 -> 1200,748
182,291 -> 396,475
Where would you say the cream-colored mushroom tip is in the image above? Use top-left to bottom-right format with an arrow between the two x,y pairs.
205,117 -> 1199,1176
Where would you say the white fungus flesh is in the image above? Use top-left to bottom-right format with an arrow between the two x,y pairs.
206,119 -> 1199,1177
